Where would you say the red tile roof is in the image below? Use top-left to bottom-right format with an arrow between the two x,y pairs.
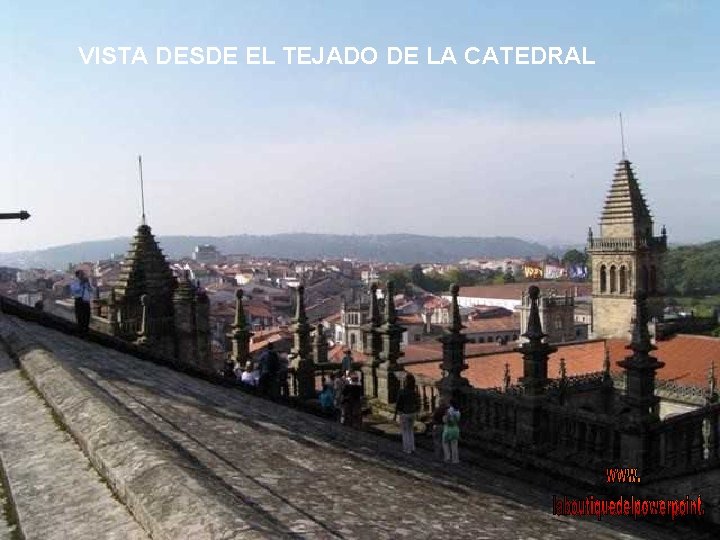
457,281 -> 591,300
407,334 -> 720,390
462,315 -> 520,334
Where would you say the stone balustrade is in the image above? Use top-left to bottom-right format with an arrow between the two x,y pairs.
648,402 -> 720,479
588,235 -> 666,252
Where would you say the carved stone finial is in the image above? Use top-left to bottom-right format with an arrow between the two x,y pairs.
369,282 -> 381,327
384,281 -> 396,325
233,289 -> 247,328
708,361 -> 717,403
523,286 -> 545,341
602,341 -> 611,376
450,283 -> 463,334
295,285 -> 307,324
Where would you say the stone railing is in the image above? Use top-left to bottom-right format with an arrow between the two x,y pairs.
655,379 -> 710,405
414,373 -> 439,416
546,371 -> 607,397
647,402 -> 720,480
540,403 -> 621,467
457,386 -> 520,449
286,361 -> 365,399
588,235 -> 666,252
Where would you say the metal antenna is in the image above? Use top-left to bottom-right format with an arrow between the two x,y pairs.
138,155 -> 146,225
619,112 -> 627,160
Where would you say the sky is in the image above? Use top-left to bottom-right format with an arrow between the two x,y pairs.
2,0 -> 719,252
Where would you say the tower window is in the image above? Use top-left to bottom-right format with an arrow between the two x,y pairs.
619,266 -> 627,294
609,265 -> 617,293
600,265 -> 607,293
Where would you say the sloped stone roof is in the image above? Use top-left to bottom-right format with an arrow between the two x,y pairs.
600,160 -> 653,234
113,224 -> 176,303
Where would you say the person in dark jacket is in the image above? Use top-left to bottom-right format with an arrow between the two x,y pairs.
258,343 -> 280,397
340,371 -> 363,428
393,373 -> 420,454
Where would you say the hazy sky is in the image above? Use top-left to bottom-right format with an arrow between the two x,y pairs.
2,1 -> 719,252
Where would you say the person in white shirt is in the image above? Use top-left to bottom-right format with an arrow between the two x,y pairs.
70,270 -> 93,333
240,361 -> 259,387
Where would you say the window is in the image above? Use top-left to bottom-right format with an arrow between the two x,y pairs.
609,265 -> 617,293
619,265 -> 627,294
600,265 -> 607,293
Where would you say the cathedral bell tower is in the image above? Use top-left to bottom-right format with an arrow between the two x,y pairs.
587,159 -> 667,339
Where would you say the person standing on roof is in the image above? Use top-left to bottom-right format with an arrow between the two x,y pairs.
70,269 -> 93,333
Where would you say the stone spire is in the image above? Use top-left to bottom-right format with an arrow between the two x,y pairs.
313,322 -> 328,364
173,270 -> 198,367
378,281 -> 405,369
292,285 -> 311,360
439,284 -> 469,399
226,289 -> 253,377
114,224 -> 175,303
292,285 -> 315,399
707,361 -> 718,405
366,282 -> 382,363
516,285 -> 557,396
602,341 -> 612,378
599,160 -> 653,238
558,357 -> 568,405
375,280 -> 407,404
503,362 -> 511,392
617,292 -> 665,422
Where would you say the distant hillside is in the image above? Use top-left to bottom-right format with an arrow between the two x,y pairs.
0,233 -> 552,269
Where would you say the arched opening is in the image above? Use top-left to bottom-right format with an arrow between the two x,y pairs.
600,265 -> 607,293
619,266 -> 627,294
650,265 -> 657,293
641,265 -> 649,292
609,265 -> 617,293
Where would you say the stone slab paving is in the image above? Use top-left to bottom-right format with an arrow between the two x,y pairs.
0,316 -> 281,540
0,349 -> 148,540
16,321 -> 716,540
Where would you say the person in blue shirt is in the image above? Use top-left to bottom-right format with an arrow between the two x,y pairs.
70,270 -> 93,333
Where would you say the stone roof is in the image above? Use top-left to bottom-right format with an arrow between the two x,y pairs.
599,159 -> 653,235
113,224 -> 176,303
